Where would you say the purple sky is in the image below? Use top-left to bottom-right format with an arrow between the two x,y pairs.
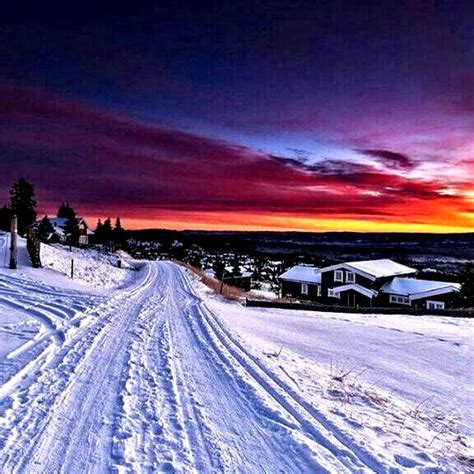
1,0 -> 473,231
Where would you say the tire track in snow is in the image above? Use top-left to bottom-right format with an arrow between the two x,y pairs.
162,262 -> 323,473
170,262 -> 393,473
114,264 -> 223,472
111,285 -> 192,472
0,263 -> 154,472
0,281 -> 102,398
23,263 -> 157,473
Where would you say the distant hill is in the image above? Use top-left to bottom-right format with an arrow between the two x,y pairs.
125,229 -> 474,262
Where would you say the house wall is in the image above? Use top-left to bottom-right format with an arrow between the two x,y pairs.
321,266 -> 419,307
378,291 -> 459,309
281,280 -> 320,301
79,223 -> 88,236
337,290 -> 372,307
321,267 -> 374,295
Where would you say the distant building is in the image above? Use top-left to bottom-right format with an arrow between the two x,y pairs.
36,217 -> 93,245
224,271 -> 253,292
279,265 -> 321,300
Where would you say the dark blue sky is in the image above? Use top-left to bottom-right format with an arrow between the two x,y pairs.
1,0 -> 473,231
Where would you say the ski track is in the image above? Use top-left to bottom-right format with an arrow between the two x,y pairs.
0,260 -> 399,472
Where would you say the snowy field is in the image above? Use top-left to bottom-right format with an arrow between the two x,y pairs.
0,231 -> 472,472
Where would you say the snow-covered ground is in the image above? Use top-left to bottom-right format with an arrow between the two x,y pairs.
197,279 -> 473,470
0,233 -> 472,472
205,290 -> 473,432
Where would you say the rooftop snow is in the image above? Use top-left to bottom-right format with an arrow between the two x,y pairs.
380,277 -> 461,296
279,265 -> 321,284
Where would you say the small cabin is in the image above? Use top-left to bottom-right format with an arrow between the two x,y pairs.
37,217 -> 93,246
279,265 -> 321,301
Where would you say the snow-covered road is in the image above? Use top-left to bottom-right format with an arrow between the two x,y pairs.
0,258 -> 470,472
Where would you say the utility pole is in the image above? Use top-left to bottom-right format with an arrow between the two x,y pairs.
9,215 -> 17,270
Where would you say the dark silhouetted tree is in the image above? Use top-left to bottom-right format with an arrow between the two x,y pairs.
57,202 -> 67,218
114,216 -> 125,248
63,206 -> 79,246
57,202 -> 76,220
38,215 -> 55,242
102,218 -> 113,245
10,178 -> 37,235
94,219 -> 103,244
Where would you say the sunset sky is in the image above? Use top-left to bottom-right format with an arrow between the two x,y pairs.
1,0 -> 473,232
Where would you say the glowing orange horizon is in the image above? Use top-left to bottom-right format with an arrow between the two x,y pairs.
78,210 -> 474,234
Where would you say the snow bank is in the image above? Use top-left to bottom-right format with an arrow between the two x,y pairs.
0,232 -> 139,292
40,243 -> 138,291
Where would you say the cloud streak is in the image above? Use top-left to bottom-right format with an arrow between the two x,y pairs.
0,81 -> 472,231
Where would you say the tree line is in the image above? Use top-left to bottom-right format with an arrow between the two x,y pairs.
0,178 -> 125,248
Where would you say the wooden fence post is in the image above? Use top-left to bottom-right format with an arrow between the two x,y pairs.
9,215 -> 17,270
71,259 -> 74,279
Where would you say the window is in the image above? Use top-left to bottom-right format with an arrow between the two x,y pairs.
301,283 -> 308,295
328,288 -> 340,299
346,272 -> 355,283
317,285 -> 321,297
427,300 -> 444,310
389,295 -> 410,305
334,270 -> 343,282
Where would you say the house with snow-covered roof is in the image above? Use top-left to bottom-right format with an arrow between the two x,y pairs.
280,258 -> 462,309
279,265 -> 321,300
320,259 -> 417,307
378,277 -> 461,310
36,217 -> 93,245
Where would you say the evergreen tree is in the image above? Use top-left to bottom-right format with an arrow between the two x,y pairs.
57,202 -> 67,218
10,177 -> 37,235
57,202 -> 75,220
63,206 -> 80,246
0,205 -> 12,232
114,216 -> 125,247
102,218 -> 113,245
94,219 -> 103,244
37,215 -> 55,242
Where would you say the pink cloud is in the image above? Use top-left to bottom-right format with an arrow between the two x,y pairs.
0,81 -> 471,228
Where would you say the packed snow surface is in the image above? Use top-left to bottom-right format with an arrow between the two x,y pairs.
0,233 -> 472,472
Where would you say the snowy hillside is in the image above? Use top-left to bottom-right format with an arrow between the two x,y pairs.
40,242 -> 137,290
0,232 -> 137,292
0,236 -> 472,472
